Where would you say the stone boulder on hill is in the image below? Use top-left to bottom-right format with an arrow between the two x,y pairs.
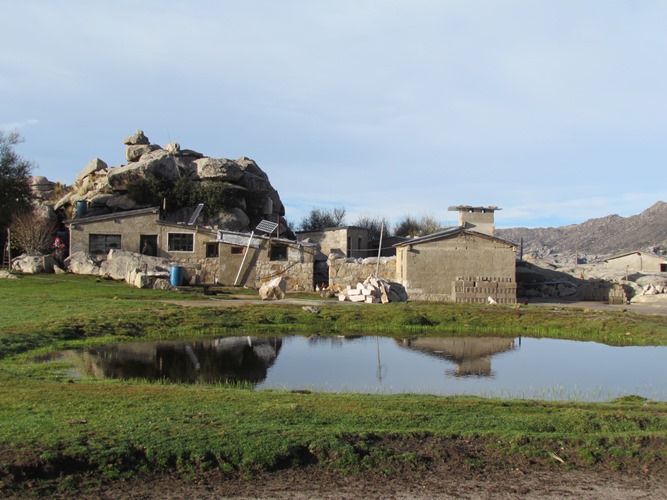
43,130 -> 292,237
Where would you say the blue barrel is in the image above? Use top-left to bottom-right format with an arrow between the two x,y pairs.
76,200 -> 87,217
169,266 -> 184,286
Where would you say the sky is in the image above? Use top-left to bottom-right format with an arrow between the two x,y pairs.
2,1 -> 667,230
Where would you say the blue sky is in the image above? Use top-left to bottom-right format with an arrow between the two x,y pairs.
3,1 -> 666,229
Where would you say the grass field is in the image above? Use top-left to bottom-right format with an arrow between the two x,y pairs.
1,273 -> 666,495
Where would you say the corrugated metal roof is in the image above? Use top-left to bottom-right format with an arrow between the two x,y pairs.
64,206 -> 160,225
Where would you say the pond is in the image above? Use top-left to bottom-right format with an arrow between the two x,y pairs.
68,335 -> 667,402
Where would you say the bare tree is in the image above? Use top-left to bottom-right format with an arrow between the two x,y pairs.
10,209 -> 57,254
298,206 -> 347,231
353,215 -> 391,241
394,214 -> 443,237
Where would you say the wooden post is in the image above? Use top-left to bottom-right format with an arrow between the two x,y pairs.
234,231 -> 254,286
375,221 -> 384,278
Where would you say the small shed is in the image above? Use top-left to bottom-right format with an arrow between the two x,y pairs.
394,227 -> 517,303
296,226 -> 369,259
604,252 -> 667,273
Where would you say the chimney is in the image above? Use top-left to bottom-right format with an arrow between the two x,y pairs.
448,206 -> 500,236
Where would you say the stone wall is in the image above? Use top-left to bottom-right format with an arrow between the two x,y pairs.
327,254 -> 396,289
578,280 -> 628,304
255,260 -> 314,292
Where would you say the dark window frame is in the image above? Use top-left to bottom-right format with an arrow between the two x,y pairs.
89,234 -> 121,255
168,232 -> 194,252
270,244 -> 288,261
205,242 -> 219,258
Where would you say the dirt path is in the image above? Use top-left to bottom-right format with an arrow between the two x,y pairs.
160,295 -> 667,316
62,467 -> 667,499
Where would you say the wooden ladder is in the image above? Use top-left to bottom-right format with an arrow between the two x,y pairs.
1,229 -> 10,269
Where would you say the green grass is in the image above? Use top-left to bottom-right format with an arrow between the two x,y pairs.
1,273 -> 666,494
1,377 -> 666,482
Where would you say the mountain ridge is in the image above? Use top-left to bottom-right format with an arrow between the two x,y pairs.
495,201 -> 667,260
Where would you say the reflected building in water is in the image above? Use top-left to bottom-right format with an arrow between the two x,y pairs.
82,336 -> 282,385
397,337 -> 517,377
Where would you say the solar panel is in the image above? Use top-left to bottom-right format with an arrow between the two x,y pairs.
255,219 -> 279,235
187,203 -> 204,225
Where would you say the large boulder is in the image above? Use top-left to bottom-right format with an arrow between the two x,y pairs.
123,129 -> 150,145
126,144 -> 160,162
100,249 -> 171,281
11,255 -> 45,274
212,208 -> 250,232
65,252 -> 102,276
107,149 -> 180,189
76,158 -> 108,183
194,158 -> 244,182
259,276 -> 286,300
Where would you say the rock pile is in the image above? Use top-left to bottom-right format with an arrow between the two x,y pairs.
65,249 -> 173,289
337,276 -> 408,304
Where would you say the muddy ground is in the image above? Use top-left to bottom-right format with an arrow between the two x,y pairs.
6,435 -> 665,499
38,462 -> 667,499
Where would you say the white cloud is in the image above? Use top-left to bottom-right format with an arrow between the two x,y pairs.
3,1 -> 667,228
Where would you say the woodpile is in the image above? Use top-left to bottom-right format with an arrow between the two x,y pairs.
337,276 -> 408,304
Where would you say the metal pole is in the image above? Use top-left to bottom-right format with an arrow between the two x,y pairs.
7,228 -> 11,271
234,231 -> 254,286
375,221 -> 384,278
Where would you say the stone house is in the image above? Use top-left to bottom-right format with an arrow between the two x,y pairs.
603,251 -> 667,273
296,226 -> 369,259
66,207 -> 315,290
394,206 -> 517,303
296,226 -> 371,287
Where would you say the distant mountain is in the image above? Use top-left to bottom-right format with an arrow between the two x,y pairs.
496,201 -> 667,260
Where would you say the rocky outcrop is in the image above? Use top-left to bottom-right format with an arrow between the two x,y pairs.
47,130 -> 292,237
497,201 -> 667,261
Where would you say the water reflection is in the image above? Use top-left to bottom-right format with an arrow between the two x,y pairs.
83,337 -> 282,384
70,335 -> 667,401
396,337 -> 516,377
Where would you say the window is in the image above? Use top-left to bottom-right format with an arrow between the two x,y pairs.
206,242 -> 219,258
231,246 -> 245,255
89,234 -> 121,254
270,244 -> 288,261
168,233 -> 194,252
